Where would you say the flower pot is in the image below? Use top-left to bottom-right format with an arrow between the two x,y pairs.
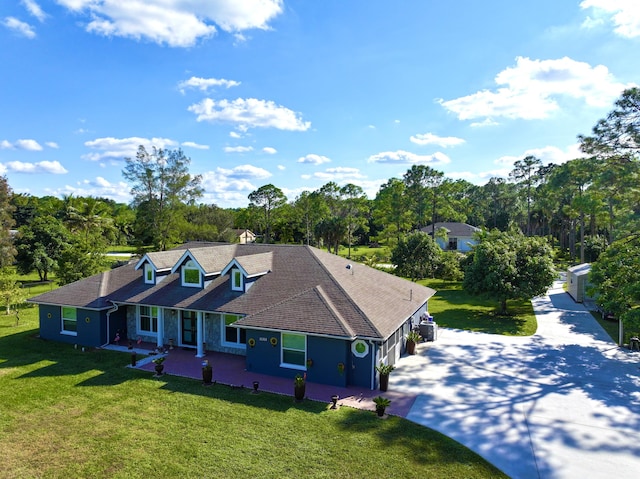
379,373 -> 389,392
294,384 -> 306,401
406,340 -> 416,355
202,367 -> 213,385
154,364 -> 164,375
376,406 -> 386,417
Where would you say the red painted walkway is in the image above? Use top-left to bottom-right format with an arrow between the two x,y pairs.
106,343 -> 417,417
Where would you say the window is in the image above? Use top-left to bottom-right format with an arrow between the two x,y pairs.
61,307 -> 77,335
144,263 -> 154,284
282,333 -> 306,368
448,237 -> 458,250
139,306 -> 158,334
182,260 -> 201,287
231,268 -> 243,291
222,314 -> 246,347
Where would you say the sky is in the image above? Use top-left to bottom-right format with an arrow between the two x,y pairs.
1,1 -> 639,209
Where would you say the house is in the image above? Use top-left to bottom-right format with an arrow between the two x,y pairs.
567,263 -> 593,303
28,242 -> 436,390
234,229 -> 256,244
421,222 -> 480,252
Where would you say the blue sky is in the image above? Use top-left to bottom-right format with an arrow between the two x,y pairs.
1,1 -> 638,208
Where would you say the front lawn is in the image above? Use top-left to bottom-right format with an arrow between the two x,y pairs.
419,280 -> 538,336
0,307 -> 506,479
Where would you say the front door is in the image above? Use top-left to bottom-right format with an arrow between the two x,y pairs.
181,311 -> 197,346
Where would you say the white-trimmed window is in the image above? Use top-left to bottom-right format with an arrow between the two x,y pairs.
182,260 -> 201,287
281,333 -> 306,369
61,306 -> 77,335
231,268 -> 243,291
138,306 -> 158,334
222,314 -> 246,347
144,263 -> 154,284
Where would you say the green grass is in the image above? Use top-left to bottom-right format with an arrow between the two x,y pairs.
0,307 -> 506,479
419,280 -> 538,336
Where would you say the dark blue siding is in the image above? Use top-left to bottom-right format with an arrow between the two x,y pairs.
38,305 -> 106,347
244,330 -> 374,389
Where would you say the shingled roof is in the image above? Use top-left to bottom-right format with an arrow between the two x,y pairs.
29,243 -> 435,341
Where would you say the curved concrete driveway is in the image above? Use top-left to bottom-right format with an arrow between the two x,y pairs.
391,281 -> 640,479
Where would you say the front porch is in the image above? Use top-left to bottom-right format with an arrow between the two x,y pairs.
104,342 -> 418,417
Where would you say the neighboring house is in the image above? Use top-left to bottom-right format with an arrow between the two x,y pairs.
234,229 -> 256,244
421,222 -> 480,252
567,263 -> 593,303
28,242 -> 435,390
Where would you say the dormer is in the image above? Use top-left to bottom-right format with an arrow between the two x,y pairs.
134,250 -> 184,285
221,252 -> 273,293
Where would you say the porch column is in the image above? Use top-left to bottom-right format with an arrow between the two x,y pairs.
196,311 -> 204,358
156,308 -> 164,349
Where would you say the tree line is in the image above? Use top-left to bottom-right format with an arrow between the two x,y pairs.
1,88 -> 638,334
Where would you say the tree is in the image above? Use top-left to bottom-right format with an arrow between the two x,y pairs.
293,190 -> 328,246
391,231 -> 441,281
0,176 -> 16,268
15,216 -> 72,281
0,267 -> 25,315
339,184 -> 369,258
589,235 -> 640,337
463,230 -> 555,315
247,184 -> 286,244
123,146 -> 203,250
372,178 -> 413,247
579,87 -> 640,160
56,240 -> 108,286
510,156 -> 542,236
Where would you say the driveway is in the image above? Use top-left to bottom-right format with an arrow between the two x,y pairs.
392,281 -> 640,479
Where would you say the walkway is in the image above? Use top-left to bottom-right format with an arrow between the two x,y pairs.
392,281 -> 640,479
107,343 -> 418,417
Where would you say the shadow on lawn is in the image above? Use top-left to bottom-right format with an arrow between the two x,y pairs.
0,326 -> 330,415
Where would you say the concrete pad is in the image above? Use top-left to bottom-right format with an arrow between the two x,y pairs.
394,281 -> 640,479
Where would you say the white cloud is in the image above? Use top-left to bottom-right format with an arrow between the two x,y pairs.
18,139 -> 43,150
56,0 -> 283,47
262,147 -> 277,154
45,141 -> 59,149
580,0 -> 640,38
440,56 -> 632,121
229,131 -> 242,139
1,140 -> 14,149
22,0 -> 47,22
367,150 -> 451,166
310,167 -> 365,182
216,164 -> 271,179
82,136 -> 177,161
224,145 -> 253,153
494,144 -> 585,167
178,76 -> 240,94
3,17 -> 35,38
297,154 -> 331,165
49,178 -> 132,203
4,160 -> 67,174
188,97 -> 311,131
181,141 -> 209,150
470,118 -> 500,128
199,163 -> 273,207
277,164 -> 285,170
410,132 -> 465,147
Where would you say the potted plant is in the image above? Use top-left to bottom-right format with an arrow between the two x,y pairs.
373,396 -> 391,417
202,359 -> 212,385
294,373 -> 306,401
152,356 -> 165,376
406,330 -> 421,355
375,362 -> 395,391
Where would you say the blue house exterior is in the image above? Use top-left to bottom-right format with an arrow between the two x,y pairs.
29,242 -> 435,389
